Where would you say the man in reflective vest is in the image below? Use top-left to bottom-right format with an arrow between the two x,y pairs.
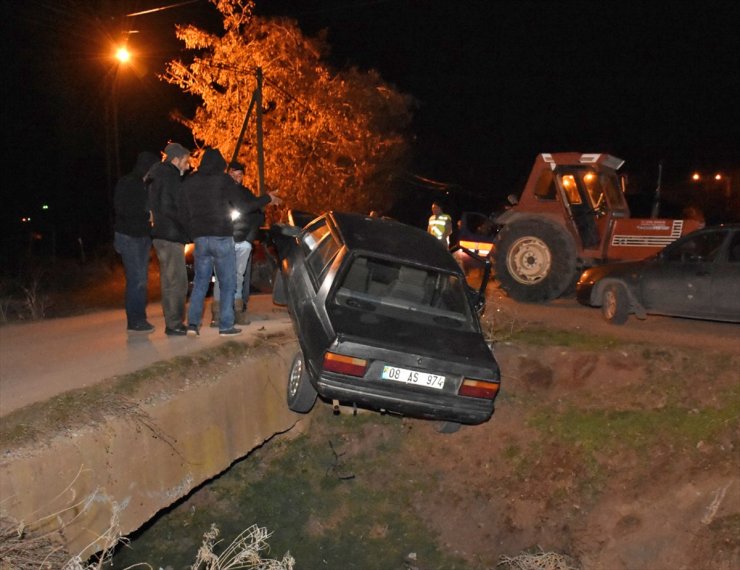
427,201 -> 453,244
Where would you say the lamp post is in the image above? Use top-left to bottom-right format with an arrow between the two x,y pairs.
105,45 -> 131,233
112,46 -> 130,179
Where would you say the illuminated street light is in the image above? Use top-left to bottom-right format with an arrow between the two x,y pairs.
691,172 -> 701,181
115,46 -> 131,63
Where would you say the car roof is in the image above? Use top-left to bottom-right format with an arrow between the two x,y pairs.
327,211 -> 462,273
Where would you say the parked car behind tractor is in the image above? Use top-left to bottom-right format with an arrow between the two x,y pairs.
576,223 -> 740,324
492,153 -> 704,302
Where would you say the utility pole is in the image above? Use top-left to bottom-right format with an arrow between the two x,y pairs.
230,67 -> 266,196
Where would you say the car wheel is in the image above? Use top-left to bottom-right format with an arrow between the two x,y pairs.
287,350 -> 317,413
494,219 -> 577,303
601,283 -> 630,325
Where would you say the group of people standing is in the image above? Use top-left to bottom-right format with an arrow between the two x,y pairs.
113,142 -> 280,338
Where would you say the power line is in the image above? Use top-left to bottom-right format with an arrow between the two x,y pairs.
126,0 -> 201,18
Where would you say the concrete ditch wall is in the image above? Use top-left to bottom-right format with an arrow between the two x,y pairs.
0,337 -> 301,559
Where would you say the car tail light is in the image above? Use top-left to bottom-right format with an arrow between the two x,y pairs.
458,378 -> 500,400
323,352 -> 368,377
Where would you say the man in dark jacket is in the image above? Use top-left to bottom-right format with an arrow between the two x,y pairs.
179,148 -> 279,337
210,161 -> 271,327
147,142 -> 191,336
114,151 -> 158,333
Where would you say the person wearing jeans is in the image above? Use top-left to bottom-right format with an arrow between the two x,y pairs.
189,236 -> 238,332
212,240 -> 252,326
179,148 -> 279,337
113,151 -> 158,333
210,160 -> 272,327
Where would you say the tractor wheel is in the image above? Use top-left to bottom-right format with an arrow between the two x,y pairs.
287,350 -> 318,413
601,283 -> 630,325
494,219 -> 577,302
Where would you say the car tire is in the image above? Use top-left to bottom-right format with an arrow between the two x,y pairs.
494,219 -> 577,302
272,270 -> 287,305
287,350 -> 318,413
601,283 -> 630,325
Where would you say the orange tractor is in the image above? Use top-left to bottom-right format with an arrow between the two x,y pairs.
491,153 -> 703,302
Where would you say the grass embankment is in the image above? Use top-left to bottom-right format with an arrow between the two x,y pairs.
111,328 -> 740,569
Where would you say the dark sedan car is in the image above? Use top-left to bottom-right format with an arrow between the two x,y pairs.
577,223 -> 740,324
271,211 -> 501,426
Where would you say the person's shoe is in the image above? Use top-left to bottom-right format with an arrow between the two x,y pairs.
127,321 -> 155,334
219,327 -> 242,337
165,324 -> 187,336
187,324 -> 200,337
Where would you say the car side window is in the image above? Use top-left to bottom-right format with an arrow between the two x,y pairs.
663,231 -> 726,263
306,233 -> 341,283
302,219 -> 331,252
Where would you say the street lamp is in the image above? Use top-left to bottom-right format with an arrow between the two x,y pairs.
115,46 -> 131,64
111,45 -> 132,180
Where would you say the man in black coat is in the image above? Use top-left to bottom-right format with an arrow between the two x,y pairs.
114,151 -> 158,333
210,160 -> 271,327
179,148 -> 279,336
147,142 -> 191,336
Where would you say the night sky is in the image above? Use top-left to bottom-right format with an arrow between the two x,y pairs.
3,0 -> 740,261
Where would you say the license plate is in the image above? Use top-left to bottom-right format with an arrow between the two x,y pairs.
381,365 -> 445,390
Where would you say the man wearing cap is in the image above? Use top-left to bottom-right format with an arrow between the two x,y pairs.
114,151 -> 158,333
147,142 -> 191,336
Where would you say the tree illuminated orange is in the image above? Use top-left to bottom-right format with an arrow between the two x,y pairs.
163,0 -> 413,215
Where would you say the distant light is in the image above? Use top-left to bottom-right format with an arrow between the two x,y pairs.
21,217 -> 31,223
42,204 -> 49,210
115,46 -> 131,64
714,173 -> 723,181
691,173 -> 701,181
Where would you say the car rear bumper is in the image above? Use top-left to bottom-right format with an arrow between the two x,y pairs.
315,373 -> 495,425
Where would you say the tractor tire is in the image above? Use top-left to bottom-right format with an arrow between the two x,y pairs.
287,350 -> 318,413
601,283 -> 630,325
494,219 -> 577,302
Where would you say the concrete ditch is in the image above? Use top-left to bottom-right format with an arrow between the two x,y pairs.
0,336 -> 302,559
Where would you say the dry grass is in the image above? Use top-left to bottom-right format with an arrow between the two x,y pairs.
498,550 -> 580,570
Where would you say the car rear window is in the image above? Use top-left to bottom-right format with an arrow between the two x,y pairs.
332,255 -> 476,331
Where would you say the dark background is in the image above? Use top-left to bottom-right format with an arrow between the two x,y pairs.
3,0 -> 740,265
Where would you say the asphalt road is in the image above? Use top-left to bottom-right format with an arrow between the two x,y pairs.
0,295 -> 293,417
1,289 -> 737,418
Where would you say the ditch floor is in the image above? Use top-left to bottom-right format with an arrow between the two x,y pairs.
111,330 -> 740,570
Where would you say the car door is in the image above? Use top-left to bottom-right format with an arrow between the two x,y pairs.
711,229 -> 740,320
291,219 -> 343,363
639,230 -> 727,318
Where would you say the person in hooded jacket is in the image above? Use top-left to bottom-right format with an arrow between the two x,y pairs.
179,147 -> 280,337
114,151 -> 158,333
147,142 -> 191,336
209,160 -> 271,328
